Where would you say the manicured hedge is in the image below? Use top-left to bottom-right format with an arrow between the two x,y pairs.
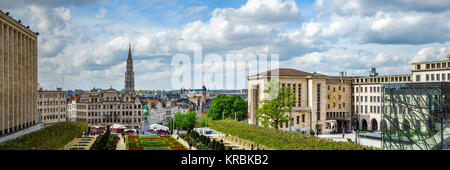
90,127 -> 118,150
0,122 -> 88,150
209,119 -> 377,150
180,129 -> 230,150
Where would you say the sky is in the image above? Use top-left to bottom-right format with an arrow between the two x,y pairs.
1,0 -> 449,90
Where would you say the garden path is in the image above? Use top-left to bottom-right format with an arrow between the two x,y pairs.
116,134 -> 126,150
172,135 -> 197,150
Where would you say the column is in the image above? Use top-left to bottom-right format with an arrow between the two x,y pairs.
33,38 -> 37,124
18,31 -> 22,129
0,21 -> 3,135
8,26 -> 12,133
13,29 -> 17,131
4,25 -> 9,134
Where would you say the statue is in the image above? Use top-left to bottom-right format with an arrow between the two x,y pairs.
143,104 -> 149,123
142,104 -> 150,132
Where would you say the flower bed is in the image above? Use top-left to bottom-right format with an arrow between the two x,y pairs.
125,135 -> 188,150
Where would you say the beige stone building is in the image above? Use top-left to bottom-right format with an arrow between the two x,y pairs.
325,77 -> 352,133
37,91 -> 67,124
0,11 -> 38,136
351,71 -> 411,131
248,68 -> 349,134
411,57 -> 450,82
75,87 -> 144,129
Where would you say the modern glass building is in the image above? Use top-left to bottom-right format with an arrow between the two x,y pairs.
381,82 -> 450,150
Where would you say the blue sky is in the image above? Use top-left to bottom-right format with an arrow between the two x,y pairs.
1,0 -> 449,90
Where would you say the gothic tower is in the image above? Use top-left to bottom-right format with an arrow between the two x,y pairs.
124,43 -> 135,95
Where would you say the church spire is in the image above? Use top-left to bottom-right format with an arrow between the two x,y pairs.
128,42 -> 132,60
125,42 -> 135,96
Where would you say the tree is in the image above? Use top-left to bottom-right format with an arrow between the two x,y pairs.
255,80 -> 295,129
207,94 -> 248,121
172,111 -> 197,130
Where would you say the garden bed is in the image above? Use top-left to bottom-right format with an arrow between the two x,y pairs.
125,135 -> 188,150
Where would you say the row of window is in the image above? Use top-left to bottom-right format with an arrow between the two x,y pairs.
38,101 -> 65,106
356,105 -> 381,114
87,118 -> 141,124
280,114 -> 307,129
86,104 -> 143,110
43,114 -> 65,120
355,76 -> 410,84
327,86 -> 346,92
419,73 -> 450,82
326,112 -> 347,118
327,102 -> 346,109
38,107 -> 65,113
355,86 -> 381,93
355,96 -> 381,103
87,111 -> 142,117
416,62 -> 449,70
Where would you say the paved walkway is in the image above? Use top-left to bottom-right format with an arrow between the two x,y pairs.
64,135 -> 97,150
116,134 -> 126,150
172,135 -> 197,150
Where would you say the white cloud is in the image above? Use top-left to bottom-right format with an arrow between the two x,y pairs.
95,8 -> 107,19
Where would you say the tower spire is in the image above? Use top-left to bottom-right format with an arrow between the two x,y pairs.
125,42 -> 135,96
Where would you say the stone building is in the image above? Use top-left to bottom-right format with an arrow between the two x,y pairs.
248,68 -> 330,134
37,90 -> 67,124
0,11 -> 38,136
351,70 -> 411,131
75,87 -> 144,129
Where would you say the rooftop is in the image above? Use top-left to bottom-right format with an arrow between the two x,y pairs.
249,68 -> 327,78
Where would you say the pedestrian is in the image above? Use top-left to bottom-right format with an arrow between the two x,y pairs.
251,144 -> 253,150
342,131 -> 345,139
189,142 -> 192,150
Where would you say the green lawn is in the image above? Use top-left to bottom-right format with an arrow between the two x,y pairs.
209,119 -> 377,150
0,122 -> 88,150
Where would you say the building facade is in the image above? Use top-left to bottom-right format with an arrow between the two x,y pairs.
351,70 -> 412,131
37,91 -> 67,124
0,11 -> 38,136
248,68 -> 343,134
75,87 -> 144,129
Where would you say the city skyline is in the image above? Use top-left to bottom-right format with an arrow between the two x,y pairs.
0,0 -> 449,90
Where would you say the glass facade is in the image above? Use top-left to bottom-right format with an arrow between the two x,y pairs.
381,82 -> 450,150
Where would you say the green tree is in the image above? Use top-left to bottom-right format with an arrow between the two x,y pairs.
207,94 -> 248,121
255,80 -> 295,129
172,111 -> 197,130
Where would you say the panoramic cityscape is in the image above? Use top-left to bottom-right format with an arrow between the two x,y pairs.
0,0 -> 449,162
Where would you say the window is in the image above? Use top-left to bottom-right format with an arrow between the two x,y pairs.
416,64 -> 421,70
416,75 -> 421,82
426,74 -> 430,81
297,116 -> 299,124
437,74 -> 440,81
302,114 -> 305,123
431,74 -> 435,81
